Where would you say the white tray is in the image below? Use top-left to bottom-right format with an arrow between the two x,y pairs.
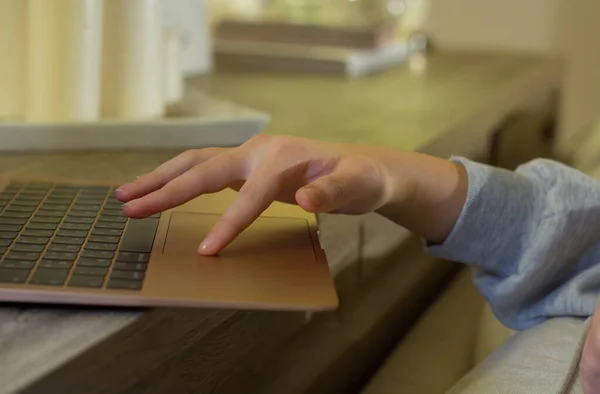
0,88 -> 270,152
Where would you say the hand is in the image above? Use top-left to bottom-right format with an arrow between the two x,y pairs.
116,135 -> 466,255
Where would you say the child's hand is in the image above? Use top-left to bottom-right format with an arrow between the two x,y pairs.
116,135 -> 466,254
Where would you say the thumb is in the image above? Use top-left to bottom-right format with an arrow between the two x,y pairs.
296,158 -> 381,213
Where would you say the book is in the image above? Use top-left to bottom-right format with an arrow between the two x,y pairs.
214,18 -> 398,50
213,38 -> 411,77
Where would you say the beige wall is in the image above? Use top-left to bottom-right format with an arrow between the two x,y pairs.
424,0 -> 600,146
424,0 -> 561,54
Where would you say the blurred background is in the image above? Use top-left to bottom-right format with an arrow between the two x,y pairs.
3,2 -> 600,394
207,0 -> 598,151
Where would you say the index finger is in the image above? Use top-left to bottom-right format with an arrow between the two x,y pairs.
198,166 -> 283,255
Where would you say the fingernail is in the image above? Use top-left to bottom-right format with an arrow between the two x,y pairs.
199,236 -> 216,254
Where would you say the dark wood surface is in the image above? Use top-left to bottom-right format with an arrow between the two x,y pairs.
0,50 -> 562,394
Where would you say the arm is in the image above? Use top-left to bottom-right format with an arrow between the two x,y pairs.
115,135 -> 600,330
426,157 -> 600,330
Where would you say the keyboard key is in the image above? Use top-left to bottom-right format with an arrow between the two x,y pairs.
57,229 -> 88,238
0,225 -> 21,232
37,210 -> 65,218
92,228 -> 122,236
68,211 -> 97,218
81,186 -> 109,192
110,270 -> 145,280
6,205 -> 35,212
107,279 -> 143,290
41,204 -> 70,211
119,219 -> 159,253
98,215 -> 127,224
116,252 -> 150,263
31,216 -> 61,224
73,266 -> 108,276
12,244 -> 45,253
0,192 -> 15,200
81,250 -> 113,259
71,204 -> 101,211
0,269 -> 29,284
76,196 -> 105,204
11,199 -> 38,207
6,251 -> 40,261
104,202 -> 123,210
0,239 -> 12,247
0,231 -> 17,239
95,222 -> 125,230
89,235 -> 120,244
65,216 -> 94,224
68,275 -> 104,288
17,236 -> 50,245
29,269 -> 68,286
19,191 -> 46,198
61,223 -> 91,231
78,258 -> 112,268
0,218 -> 27,226
22,229 -> 54,238
114,262 -> 147,272
27,222 -> 57,231
45,198 -> 73,205
0,247 -> 6,255
2,211 -> 30,219
48,243 -> 80,253
26,182 -> 52,190
85,242 -> 116,252
100,209 -> 124,217
53,236 -> 84,245
44,251 -> 77,261
39,260 -> 73,269
0,260 -> 36,269
53,186 -> 78,192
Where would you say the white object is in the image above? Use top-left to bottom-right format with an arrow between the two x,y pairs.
102,0 -> 164,119
0,89 -> 269,152
0,0 -> 26,120
162,28 -> 184,105
162,0 -> 212,75
26,0 -> 103,122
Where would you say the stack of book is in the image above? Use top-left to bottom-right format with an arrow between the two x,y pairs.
212,16 -> 413,77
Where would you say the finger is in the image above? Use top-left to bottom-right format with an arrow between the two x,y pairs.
123,151 -> 243,218
582,303 -> 600,393
295,158 -> 384,214
116,148 -> 227,202
198,166 -> 282,255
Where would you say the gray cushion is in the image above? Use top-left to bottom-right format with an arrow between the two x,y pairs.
447,318 -> 589,394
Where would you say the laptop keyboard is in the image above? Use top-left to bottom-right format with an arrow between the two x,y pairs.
0,181 -> 160,291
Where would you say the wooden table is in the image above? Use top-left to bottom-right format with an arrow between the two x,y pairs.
0,50 -> 561,394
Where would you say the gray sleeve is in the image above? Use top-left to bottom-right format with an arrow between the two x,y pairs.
426,157 -> 600,330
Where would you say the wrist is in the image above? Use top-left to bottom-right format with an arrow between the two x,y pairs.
377,151 -> 468,244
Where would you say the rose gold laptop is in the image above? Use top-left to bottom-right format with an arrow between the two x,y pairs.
0,178 -> 338,311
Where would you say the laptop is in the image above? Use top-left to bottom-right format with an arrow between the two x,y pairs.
0,178 -> 339,312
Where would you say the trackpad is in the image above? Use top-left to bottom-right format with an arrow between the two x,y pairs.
163,212 -> 315,260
